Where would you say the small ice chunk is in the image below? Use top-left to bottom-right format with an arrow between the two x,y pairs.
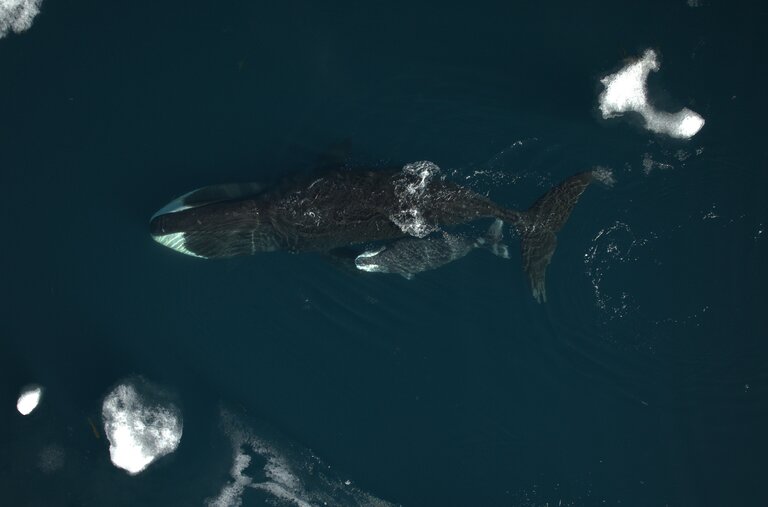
0,0 -> 42,39
101,378 -> 183,475
17,385 -> 43,415
642,153 -> 674,175
599,49 -> 705,139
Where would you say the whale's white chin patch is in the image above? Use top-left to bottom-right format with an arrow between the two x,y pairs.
152,232 -> 206,258
354,248 -> 386,272
356,263 -> 382,273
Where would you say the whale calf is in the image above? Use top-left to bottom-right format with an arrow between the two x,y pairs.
354,219 -> 509,279
150,163 -> 606,302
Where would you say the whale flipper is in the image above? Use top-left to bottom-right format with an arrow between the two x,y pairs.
476,219 -> 510,259
516,171 -> 597,303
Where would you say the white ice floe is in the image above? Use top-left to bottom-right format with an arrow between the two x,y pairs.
101,378 -> 183,475
208,408 -> 397,507
16,384 -> 43,415
598,49 -> 705,139
0,0 -> 42,38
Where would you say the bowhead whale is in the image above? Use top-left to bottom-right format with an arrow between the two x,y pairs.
150,163 -> 609,302
354,219 -> 510,279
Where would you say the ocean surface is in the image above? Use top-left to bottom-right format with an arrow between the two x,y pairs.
1,1 -> 766,506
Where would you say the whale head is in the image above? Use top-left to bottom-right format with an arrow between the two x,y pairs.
150,183 -> 279,259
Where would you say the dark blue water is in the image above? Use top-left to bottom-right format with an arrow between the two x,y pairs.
2,1 -> 766,506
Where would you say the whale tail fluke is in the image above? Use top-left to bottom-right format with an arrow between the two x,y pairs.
513,170 -> 609,303
476,219 -> 510,259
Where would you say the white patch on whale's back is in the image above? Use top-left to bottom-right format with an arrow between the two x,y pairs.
152,232 -> 207,259
390,161 -> 442,238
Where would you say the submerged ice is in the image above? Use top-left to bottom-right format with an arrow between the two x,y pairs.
37,444 -> 66,473
598,49 -> 705,139
101,378 -> 183,475
208,408 -> 397,507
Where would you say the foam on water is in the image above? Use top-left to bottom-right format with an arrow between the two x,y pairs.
389,161 -> 442,238
0,0 -> 41,38
101,378 -> 183,475
598,49 -> 705,139
584,221 -> 650,320
591,166 -> 616,188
